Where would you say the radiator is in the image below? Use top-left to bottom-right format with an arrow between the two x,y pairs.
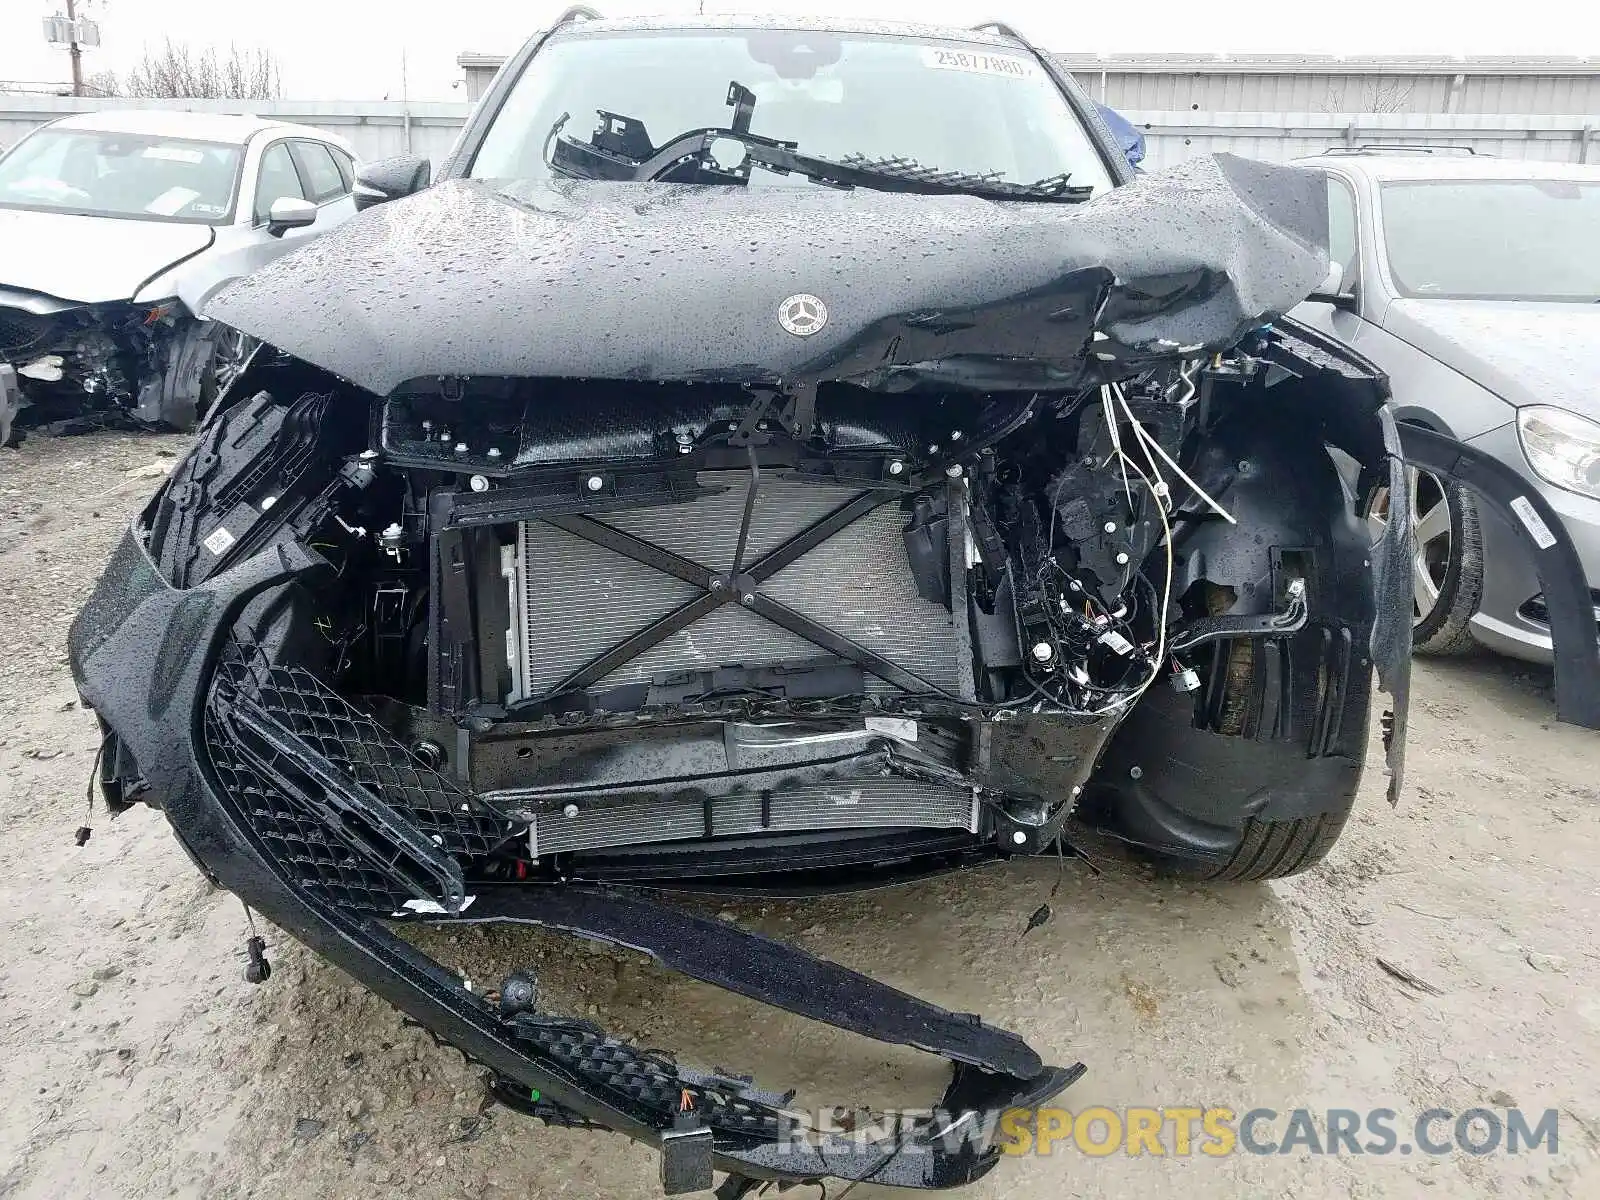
512,472 -> 960,701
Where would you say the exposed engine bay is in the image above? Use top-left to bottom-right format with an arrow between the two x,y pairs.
138,334 -> 1381,902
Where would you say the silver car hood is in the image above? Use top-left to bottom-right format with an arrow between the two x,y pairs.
1383,299 -> 1600,421
0,208 -> 214,306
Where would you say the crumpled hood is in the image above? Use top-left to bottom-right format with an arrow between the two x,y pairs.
1382,299 -> 1600,421
209,153 -> 1329,396
0,208 -> 213,306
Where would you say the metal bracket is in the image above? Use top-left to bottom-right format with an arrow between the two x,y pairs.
1171,577 -> 1309,653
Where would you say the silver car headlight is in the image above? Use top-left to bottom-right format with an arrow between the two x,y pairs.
1517,405 -> 1600,502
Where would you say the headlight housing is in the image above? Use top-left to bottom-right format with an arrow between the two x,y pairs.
1517,405 -> 1600,502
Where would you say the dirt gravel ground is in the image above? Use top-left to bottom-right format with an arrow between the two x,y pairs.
1,430 -> 1597,1200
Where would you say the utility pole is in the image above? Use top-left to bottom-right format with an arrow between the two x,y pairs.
64,0 -> 85,96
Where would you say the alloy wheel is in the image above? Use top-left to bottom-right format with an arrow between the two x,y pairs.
1368,466 -> 1454,624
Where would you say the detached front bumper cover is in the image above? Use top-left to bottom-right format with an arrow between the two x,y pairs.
67,528 -> 1083,1193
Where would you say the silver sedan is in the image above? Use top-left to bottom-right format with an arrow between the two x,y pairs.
1293,150 -> 1600,663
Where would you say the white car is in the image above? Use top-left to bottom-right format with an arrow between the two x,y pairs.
0,111 -> 358,444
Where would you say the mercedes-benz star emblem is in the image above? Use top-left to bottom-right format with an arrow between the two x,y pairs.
778,293 -> 828,337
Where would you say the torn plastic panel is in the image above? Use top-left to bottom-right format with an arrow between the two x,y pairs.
1398,424 -> 1600,730
206,153 -> 1329,398
66,528 -> 1084,1193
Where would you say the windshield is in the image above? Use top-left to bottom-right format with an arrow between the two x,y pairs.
469,29 -> 1115,197
1380,178 -> 1600,301
0,129 -> 243,224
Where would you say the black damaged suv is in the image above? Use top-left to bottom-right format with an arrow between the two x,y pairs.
66,10 -> 1598,1197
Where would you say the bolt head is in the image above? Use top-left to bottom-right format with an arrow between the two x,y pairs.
487,447 -> 502,459
1011,830 -> 1028,846
562,803 -> 580,819
951,430 -> 963,441
454,442 -> 468,454
1115,552 -> 1130,565
469,475 -> 489,493
741,593 -> 756,606
1103,521 -> 1117,534
585,474 -> 605,492
710,577 -> 725,591
888,460 -> 904,476
1129,766 -> 1144,780
945,464 -> 963,479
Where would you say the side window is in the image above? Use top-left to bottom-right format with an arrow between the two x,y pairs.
1326,175 -> 1360,288
289,140 -> 347,203
329,147 -> 355,192
253,143 -> 305,223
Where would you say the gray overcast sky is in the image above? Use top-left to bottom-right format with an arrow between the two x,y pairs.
7,0 -> 1600,101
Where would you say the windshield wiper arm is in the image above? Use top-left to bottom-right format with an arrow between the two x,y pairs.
634,131 -> 1093,202
821,154 -> 1094,202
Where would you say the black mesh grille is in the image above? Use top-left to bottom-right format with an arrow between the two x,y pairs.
510,1015 -> 788,1136
0,308 -> 61,357
205,642 -> 513,912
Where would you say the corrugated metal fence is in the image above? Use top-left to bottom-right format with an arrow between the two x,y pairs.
0,96 -> 470,165
1126,110 -> 1600,170
2,95 -> 1596,172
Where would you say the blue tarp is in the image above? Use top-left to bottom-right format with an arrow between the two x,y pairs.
1095,102 -> 1146,169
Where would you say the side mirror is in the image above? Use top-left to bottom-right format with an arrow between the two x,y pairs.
1307,261 -> 1358,311
354,155 -> 431,212
266,196 -> 317,237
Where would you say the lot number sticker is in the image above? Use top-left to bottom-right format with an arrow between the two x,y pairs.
921,47 -> 1034,79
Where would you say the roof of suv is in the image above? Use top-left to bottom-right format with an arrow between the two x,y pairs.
1295,151 -> 1600,183
550,13 -> 1018,46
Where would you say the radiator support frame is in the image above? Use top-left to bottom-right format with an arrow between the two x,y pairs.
445,469 -> 975,717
